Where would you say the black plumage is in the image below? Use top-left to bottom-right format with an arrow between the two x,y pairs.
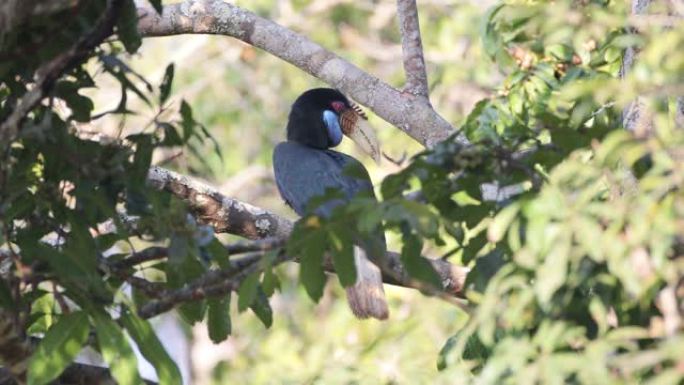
273,142 -> 373,217
273,88 -> 388,320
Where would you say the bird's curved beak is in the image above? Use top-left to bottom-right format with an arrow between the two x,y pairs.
339,106 -> 381,164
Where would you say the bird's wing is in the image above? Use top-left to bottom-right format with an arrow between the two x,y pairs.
274,142 -> 389,320
273,142 -> 373,218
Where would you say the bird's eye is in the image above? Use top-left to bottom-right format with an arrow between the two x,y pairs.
331,101 -> 346,113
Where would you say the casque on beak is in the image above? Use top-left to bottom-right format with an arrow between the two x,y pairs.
338,104 -> 381,164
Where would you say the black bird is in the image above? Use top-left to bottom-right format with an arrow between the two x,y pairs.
273,88 -> 388,320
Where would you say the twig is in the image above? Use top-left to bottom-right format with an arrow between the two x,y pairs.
225,237 -> 286,255
109,246 -> 168,270
124,276 -> 166,299
382,151 -> 408,166
137,251 -> 289,319
396,0 -> 430,98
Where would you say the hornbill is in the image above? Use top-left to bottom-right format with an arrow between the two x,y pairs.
273,88 -> 388,320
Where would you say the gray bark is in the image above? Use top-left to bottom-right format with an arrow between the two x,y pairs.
136,0 -> 454,148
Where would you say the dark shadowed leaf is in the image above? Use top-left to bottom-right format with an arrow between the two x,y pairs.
117,0 -> 142,54
328,228 -> 356,287
261,267 -> 281,296
400,232 -> 441,287
237,272 -> 259,312
159,63 -> 174,105
249,287 -> 273,328
180,100 -> 196,141
207,295 -> 232,343
149,0 -> 163,13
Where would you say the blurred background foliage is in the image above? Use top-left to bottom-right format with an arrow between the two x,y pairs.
1,0 -> 683,384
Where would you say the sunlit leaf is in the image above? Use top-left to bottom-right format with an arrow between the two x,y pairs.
27,312 -> 90,385
207,295 -> 232,343
121,311 -> 182,385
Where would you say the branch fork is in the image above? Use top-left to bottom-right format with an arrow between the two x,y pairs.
136,0 -> 454,148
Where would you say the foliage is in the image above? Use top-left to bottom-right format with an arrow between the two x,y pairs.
287,0 -> 684,383
294,1 -> 684,383
1,0 -> 683,384
0,2 -> 224,384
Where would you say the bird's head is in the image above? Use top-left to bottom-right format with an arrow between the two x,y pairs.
286,88 -> 381,163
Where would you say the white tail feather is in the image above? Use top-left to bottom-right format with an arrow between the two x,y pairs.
345,246 -> 389,320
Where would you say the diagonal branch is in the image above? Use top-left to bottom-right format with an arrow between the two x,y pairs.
397,0 -> 430,99
137,251 -> 286,319
147,166 -> 294,240
146,166 -> 468,296
135,0 -> 454,148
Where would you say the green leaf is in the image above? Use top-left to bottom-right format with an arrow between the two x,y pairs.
381,173 -> 410,199
327,229 -> 356,287
0,279 -> 14,308
93,311 -> 145,385
26,293 -> 55,335
54,81 -> 94,122
166,255 -> 207,324
117,0 -> 142,54
121,311 -> 182,385
159,63 -> 174,105
534,234 -> 570,306
27,312 -> 90,385
129,134 -> 154,186
249,288 -> 273,329
487,203 -> 520,243
287,217 -> 328,302
207,295 -> 232,343
159,122 -> 183,146
204,238 -> 231,269
400,232 -> 441,287
180,100 -> 196,141
261,267 -> 281,296
237,272 -> 259,312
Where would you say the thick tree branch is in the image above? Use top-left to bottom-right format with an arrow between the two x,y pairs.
147,166 -> 293,240
146,166 -> 468,296
396,0 -> 430,99
136,0 -> 454,148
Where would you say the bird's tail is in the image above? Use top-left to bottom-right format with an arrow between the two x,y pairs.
345,246 -> 389,320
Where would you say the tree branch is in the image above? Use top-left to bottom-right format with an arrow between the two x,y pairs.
620,0 -> 653,135
137,251 -> 286,319
396,0 -> 430,99
135,0 -> 454,148
147,166 -> 293,240
146,166 -> 468,296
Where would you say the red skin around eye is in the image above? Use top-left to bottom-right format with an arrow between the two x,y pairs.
331,101 -> 346,113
